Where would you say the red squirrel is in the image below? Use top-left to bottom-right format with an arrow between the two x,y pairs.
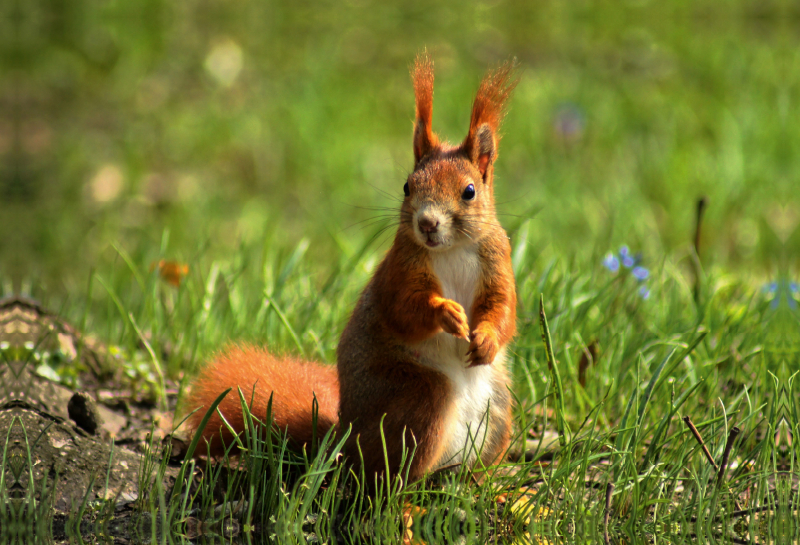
186,53 -> 518,483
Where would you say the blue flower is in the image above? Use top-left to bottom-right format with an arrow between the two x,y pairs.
603,253 -> 620,273
603,244 -> 652,300
632,266 -> 649,281
618,246 -> 641,268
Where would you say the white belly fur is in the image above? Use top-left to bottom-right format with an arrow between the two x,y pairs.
415,246 -> 503,467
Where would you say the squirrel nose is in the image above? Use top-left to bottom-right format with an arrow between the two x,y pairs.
418,217 -> 439,234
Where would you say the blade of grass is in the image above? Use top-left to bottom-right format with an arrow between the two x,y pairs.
539,294 -> 569,448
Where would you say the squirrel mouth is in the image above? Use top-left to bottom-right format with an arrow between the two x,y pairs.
424,236 -> 440,248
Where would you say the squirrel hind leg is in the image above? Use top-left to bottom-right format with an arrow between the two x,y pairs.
184,345 -> 339,456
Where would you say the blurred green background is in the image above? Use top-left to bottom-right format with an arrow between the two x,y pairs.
2,0 -> 798,297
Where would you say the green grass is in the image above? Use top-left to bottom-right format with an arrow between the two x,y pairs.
1,418 -> 59,542
2,0 -> 799,542
25,225 -> 794,543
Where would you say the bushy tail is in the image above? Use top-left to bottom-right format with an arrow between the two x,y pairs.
185,345 -> 339,455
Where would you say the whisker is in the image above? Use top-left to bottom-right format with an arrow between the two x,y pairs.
366,181 -> 404,203
343,216 -> 399,231
458,218 -> 502,228
376,230 -> 397,249
496,212 -> 531,219
359,218 -> 402,232
494,188 -> 535,207
456,227 -> 475,242
351,206 -> 404,213
351,213 -> 399,221
363,223 -> 399,250
358,221 -> 399,233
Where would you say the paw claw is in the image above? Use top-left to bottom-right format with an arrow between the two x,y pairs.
466,327 -> 499,366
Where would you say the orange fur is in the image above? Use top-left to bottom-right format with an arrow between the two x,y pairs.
185,53 -> 519,485
463,60 -> 518,146
462,60 -> 519,177
186,345 -> 338,455
412,51 -> 440,165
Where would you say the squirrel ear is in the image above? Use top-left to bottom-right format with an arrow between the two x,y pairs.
470,124 -> 497,179
462,60 -> 519,180
411,52 -> 439,167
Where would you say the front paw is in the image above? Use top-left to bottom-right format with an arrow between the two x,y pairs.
466,327 -> 499,366
436,299 -> 470,340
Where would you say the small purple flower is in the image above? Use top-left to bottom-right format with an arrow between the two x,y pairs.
632,266 -> 649,281
604,244 -> 651,301
790,282 -> 799,294
603,253 -> 620,273
618,246 -> 638,268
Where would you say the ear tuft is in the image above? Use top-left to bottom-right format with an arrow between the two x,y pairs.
463,59 -> 519,179
411,51 -> 439,166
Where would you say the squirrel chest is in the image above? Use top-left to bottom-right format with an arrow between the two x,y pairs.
415,245 -> 501,466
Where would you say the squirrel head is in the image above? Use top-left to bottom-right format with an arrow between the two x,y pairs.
401,53 -> 518,252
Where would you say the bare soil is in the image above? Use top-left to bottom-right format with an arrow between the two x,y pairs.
0,296 -> 182,542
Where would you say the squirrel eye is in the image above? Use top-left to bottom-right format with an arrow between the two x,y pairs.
403,182 -> 410,197
462,183 -> 476,201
